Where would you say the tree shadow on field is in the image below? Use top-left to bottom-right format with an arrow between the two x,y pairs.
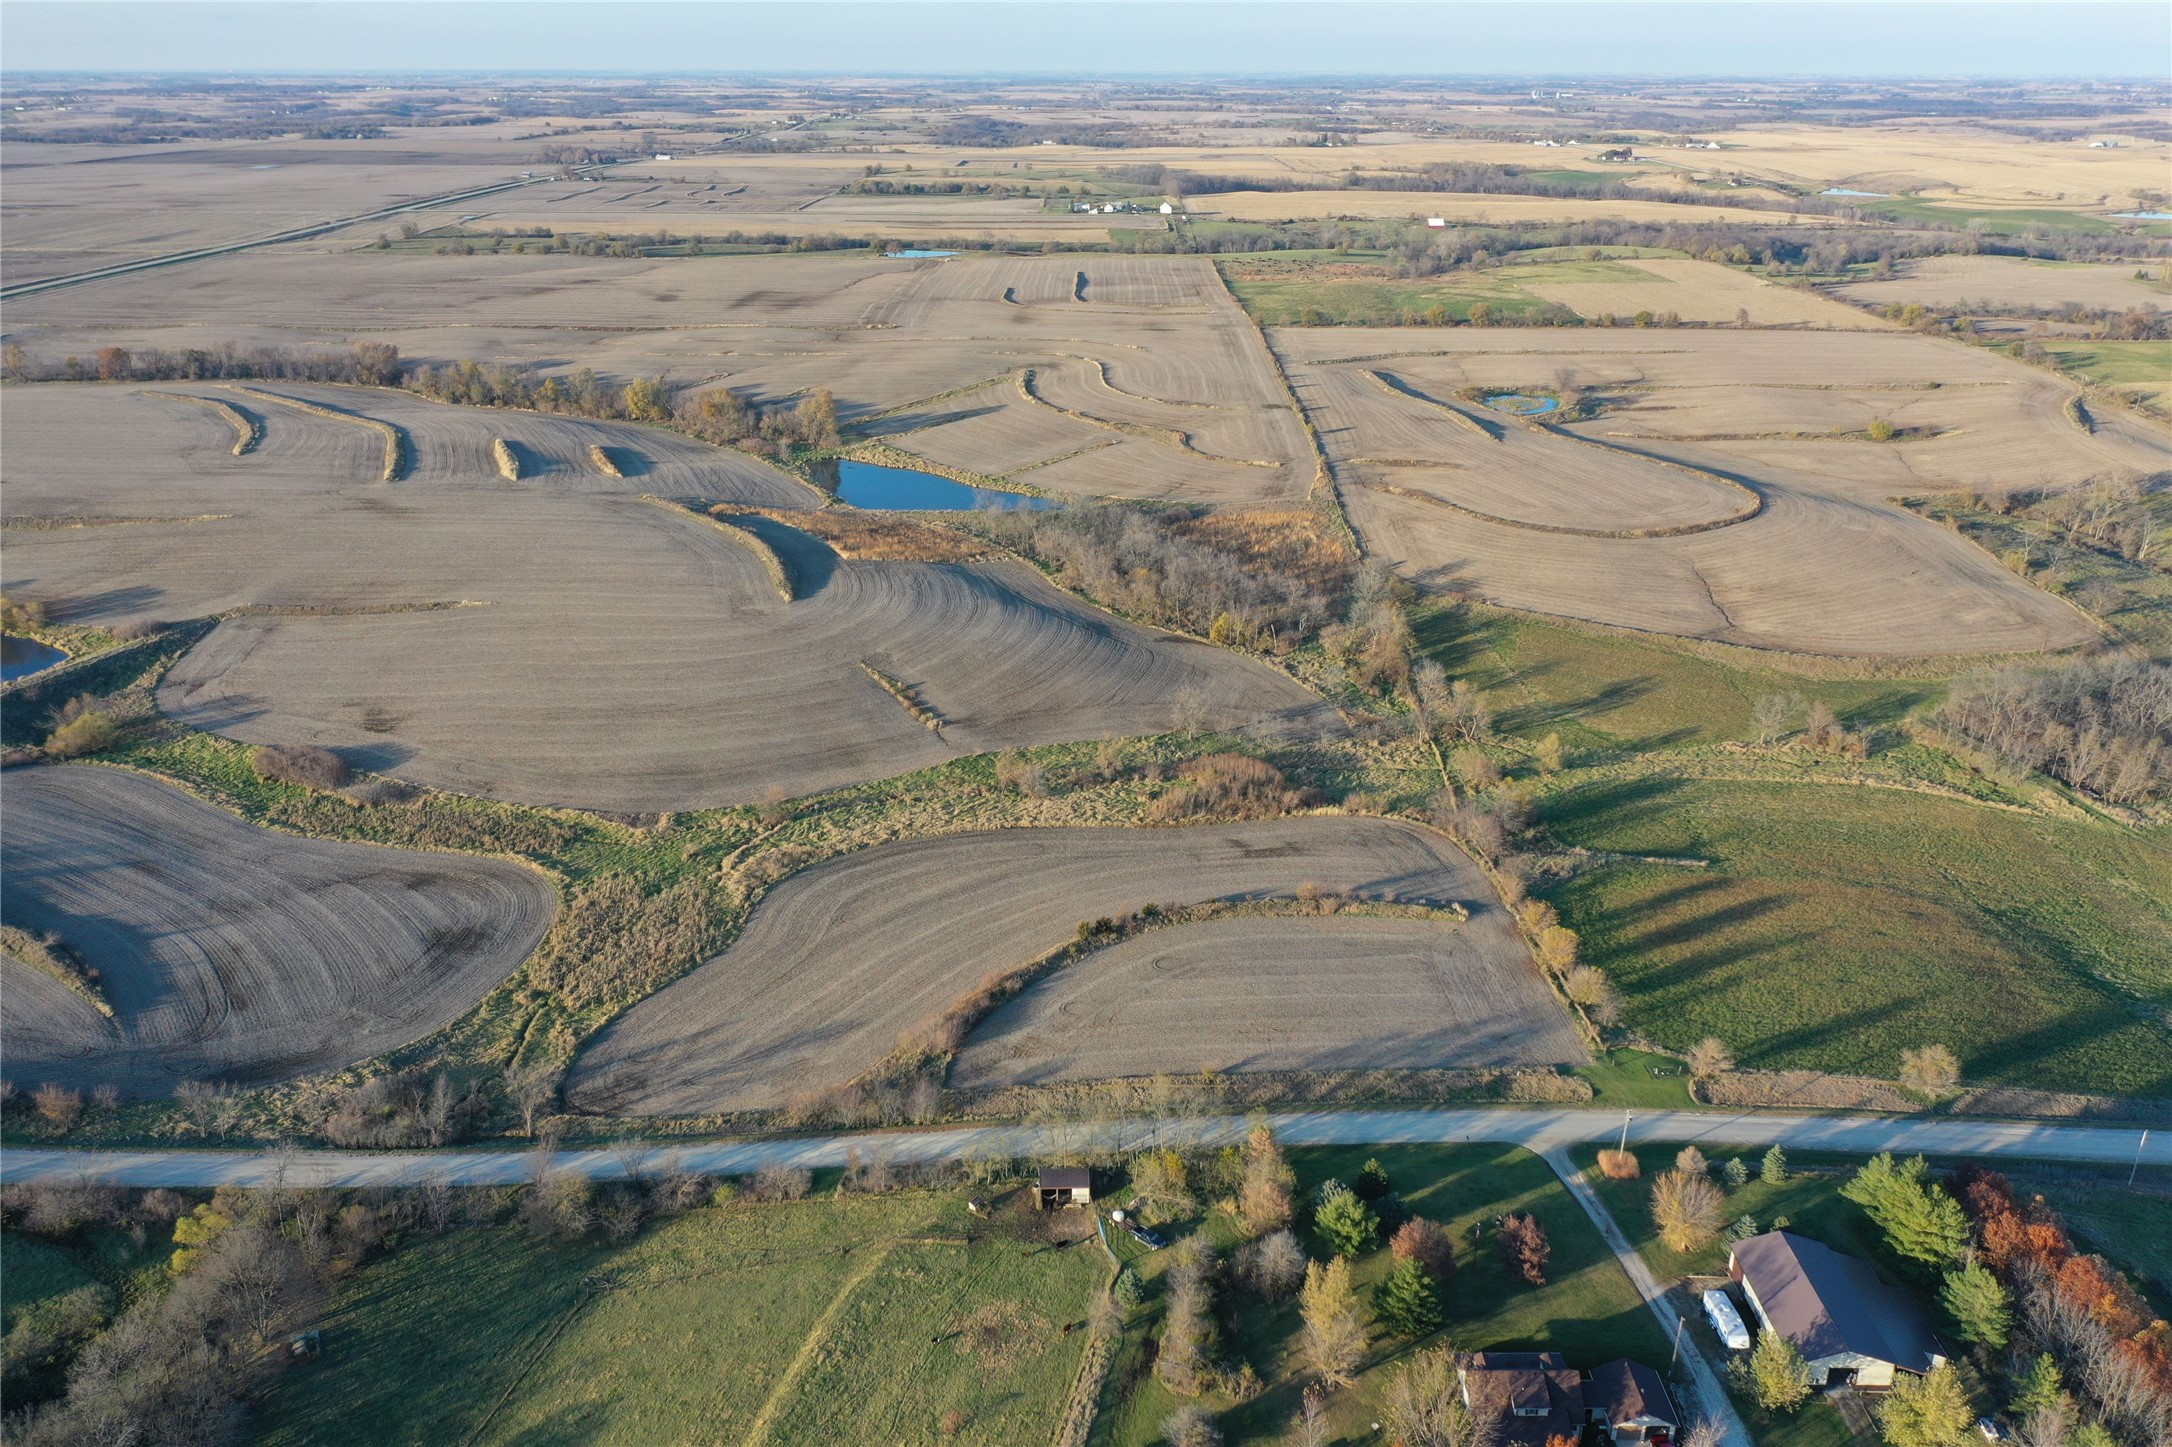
1543,773 -> 1689,843
736,515 -> 839,596
1745,998 -> 1913,1074
856,402 -> 1005,439
50,585 -> 166,624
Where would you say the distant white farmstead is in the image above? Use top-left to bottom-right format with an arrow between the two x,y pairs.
653,153 -> 674,161
1159,201 -> 1176,214
1427,217 -> 1447,228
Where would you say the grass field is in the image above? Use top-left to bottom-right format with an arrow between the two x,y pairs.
253,1187 -> 1105,1447
1541,776 -> 2172,1095
1415,603 -> 1944,753
1219,257 -> 1645,326
2042,340 -> 2172,411
1093,1143 -> 1669,1447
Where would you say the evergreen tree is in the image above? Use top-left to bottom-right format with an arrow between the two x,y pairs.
1761,1146 -> 1788,1184
1938,1262 -> 2011,1348
1842,1154 -> 1969,1268
1723,1156 -> 1751,1189
1315,1183 -> 1380,1259
2009,1352 -> 2063,1417
1375,1257 -> 1445,1339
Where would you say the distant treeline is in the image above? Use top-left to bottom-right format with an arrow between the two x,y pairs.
0,342 -> 843,455
2,342 -> 402,387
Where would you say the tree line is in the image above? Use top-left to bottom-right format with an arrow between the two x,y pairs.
1940,653 -> 2170,805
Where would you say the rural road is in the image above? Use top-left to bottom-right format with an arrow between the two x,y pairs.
4,1105 -> 2163,1188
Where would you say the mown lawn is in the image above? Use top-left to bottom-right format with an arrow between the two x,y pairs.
1094,1144 -> 1667,1447
1541,776 -> 2172,1095
253,1190 -> 1105,1447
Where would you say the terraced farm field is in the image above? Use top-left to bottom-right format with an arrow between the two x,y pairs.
5,387 -> 1322,811
949,913 -> 1583,1089
1279,326 -> 2163,654
3,251 -> 1319,504
569,816 -> 1537,1116
0,766 -> 555,1094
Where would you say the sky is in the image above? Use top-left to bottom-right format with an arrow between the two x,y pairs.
4,1 -> 2165,78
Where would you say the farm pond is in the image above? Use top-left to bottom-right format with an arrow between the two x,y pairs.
818,459 -> 1058,512
1480,393 -> 1561,416
1,635 -> 67,682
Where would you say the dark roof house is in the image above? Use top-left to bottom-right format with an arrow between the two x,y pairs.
1461,1353 -> 1677,1445
1729,1230 -> 1946,1390
1585,1357 -> 1678,1442
1459,1352 -> 1584,1447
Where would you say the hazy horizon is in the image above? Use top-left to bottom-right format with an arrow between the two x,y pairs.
5,1 -> 2168,79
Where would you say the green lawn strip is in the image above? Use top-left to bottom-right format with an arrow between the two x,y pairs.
254,1190 -> 1101,1447
1096,1143 -> 1666,1447
1851,197 -> 2120,235
1579,1048 -> 1697,1110
1540,775 -> 2172,1094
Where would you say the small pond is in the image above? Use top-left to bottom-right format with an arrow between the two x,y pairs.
2113,211 -> 2172,221
885,249 -> 959,259
817,459 -> 1059,512
1480,393 -> 1561,416
1821,188 -> 1890,198
2,635 -> 68,683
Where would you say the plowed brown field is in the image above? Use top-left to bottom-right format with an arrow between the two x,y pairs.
567,817 -> 1545,1117
0,766 -> 555,1095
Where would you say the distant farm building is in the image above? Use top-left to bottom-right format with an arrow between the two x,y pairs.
1729,1231 -> 1947,1390
653,153 -> 674,161
1036,1167 -> 1092,1210
1459,1352 -> 1677,1445
1159,201 -> 1176,214
1597,147 -> 1635,162
1427,217 -> 1447,228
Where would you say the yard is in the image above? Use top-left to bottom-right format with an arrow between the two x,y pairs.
1091,1143 -> 1668,1446
251,1185 -> 1107,1447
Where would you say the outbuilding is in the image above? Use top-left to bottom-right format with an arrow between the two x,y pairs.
1729,1230 -> 1946,1390
1036,1167 -> 1093,1210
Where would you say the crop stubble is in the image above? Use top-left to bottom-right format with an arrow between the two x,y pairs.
0,766 -> 556,1094
567,816 -> 1555,1116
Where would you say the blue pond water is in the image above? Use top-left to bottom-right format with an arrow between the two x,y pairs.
822,459 -> 1058,512
885,249 -> 959,259
2,635 -> 67,682
2114,211 -> 2172,221
1481,393 -> 1561,416
1821,188 -> 1890,198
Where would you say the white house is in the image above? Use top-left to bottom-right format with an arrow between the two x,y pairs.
1159,201 -> 1175,214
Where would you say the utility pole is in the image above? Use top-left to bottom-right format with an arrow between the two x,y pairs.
1619,1109 -> 1632,1155
1669,1312 -> 1687,1369
2132,1129 -> 2151,1187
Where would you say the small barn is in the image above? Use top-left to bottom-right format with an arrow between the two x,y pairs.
1036,1167 -> 1093,1210
1730,1230 -> 1946,1390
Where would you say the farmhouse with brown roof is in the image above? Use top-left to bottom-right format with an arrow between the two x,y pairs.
1459,1351 -> 1678,1445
